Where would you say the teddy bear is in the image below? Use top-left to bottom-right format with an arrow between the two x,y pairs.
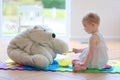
7,25 -> 68,68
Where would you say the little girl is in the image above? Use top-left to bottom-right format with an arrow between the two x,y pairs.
72,12 -> 111,72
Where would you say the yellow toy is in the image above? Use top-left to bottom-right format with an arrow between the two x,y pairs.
57,51 -> 73,67
58,59 -> 71,67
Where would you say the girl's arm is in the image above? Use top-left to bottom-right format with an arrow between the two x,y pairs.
84,35 -> 99,66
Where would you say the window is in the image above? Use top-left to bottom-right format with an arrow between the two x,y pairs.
1,0 -> 69,38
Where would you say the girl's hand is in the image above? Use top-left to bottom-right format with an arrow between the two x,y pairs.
72,48 -> 83,53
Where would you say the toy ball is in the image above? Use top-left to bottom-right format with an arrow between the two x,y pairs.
58,59 -> 71,67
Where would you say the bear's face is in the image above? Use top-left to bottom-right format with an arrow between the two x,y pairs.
28,26 -> 56,43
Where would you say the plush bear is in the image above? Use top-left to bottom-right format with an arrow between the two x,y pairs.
7,25 -> 68,68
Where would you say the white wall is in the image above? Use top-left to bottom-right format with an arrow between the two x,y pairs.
70,0 -> 120,40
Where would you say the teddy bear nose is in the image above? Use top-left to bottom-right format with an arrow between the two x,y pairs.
52,33 -> 56,38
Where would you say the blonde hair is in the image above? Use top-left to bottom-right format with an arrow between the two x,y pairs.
82,13 -> 100,25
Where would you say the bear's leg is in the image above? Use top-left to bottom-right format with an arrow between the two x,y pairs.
30,45 -> 53,65
31,54 -> 51,68
40,51 -> 53,64
8,49 -> 52,68
8,49 -> 34,66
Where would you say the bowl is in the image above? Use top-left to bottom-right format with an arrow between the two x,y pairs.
58,59 -> 71,67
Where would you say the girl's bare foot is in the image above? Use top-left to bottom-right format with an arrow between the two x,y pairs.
104,64 -> 112,69
73,63 -> 86,72
72,59 -> 86,72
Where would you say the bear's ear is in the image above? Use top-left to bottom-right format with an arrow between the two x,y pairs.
32,26 -> 44,31
33,26 -> 39,29
34,26 -> 38,29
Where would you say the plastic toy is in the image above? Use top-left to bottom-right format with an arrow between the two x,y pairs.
58,59 -> 71,67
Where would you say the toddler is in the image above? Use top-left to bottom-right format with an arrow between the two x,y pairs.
72,12 -> 111,72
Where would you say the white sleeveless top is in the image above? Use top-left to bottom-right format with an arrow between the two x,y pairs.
79,32 -> 108,69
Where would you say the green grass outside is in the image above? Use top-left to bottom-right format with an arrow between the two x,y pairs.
43,9 -> 66,19
2,2 -> 66,35
3,32 -> 18,35
3,3 -> 66,19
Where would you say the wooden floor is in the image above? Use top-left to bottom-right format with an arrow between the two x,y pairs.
0,38 -> 120,80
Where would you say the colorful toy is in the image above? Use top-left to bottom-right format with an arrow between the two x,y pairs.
58,59 -> 71,67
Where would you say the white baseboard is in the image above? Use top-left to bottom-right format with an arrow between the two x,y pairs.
104,36 -> 120,40
70,36 -> 120,40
